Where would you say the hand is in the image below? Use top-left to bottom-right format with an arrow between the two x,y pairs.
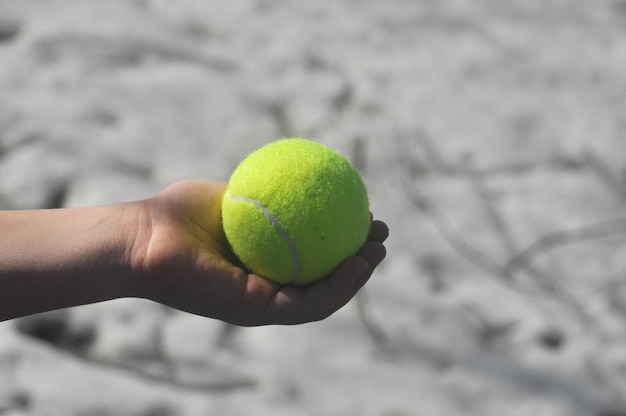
133,180 -> 388,326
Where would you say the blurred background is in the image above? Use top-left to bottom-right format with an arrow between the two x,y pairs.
1,0 -> 626,415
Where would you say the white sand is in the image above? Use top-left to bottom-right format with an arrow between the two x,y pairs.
1,0 -> 626,415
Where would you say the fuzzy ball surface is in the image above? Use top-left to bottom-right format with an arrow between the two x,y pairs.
221,138 -> 370,286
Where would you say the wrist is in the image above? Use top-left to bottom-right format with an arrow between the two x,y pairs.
123,195 -> 187,303
122,198 -> 158,300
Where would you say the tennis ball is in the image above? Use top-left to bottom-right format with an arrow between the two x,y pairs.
222,138 -> 370,286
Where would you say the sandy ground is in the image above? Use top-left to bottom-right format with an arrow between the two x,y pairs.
1,1 -> 626,415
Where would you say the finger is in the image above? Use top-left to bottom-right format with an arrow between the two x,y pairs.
267,256 -> 369,325
368,220 -> 389,243
273,238 -> 388,324
357,241 -> 387,270
302,256 -> 370,322
250,228 -> 388,325
351,242 -> 386,293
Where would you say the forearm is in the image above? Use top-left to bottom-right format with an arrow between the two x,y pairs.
0,203 -> 143,321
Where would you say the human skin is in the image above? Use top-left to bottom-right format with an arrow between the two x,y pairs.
0,180 -> 388,326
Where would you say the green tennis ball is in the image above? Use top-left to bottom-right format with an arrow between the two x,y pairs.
221,138 -> 370,286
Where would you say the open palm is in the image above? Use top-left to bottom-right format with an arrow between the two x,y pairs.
135,180 -> 388,326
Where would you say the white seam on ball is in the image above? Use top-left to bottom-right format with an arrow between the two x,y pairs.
228,192 -> 301,285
